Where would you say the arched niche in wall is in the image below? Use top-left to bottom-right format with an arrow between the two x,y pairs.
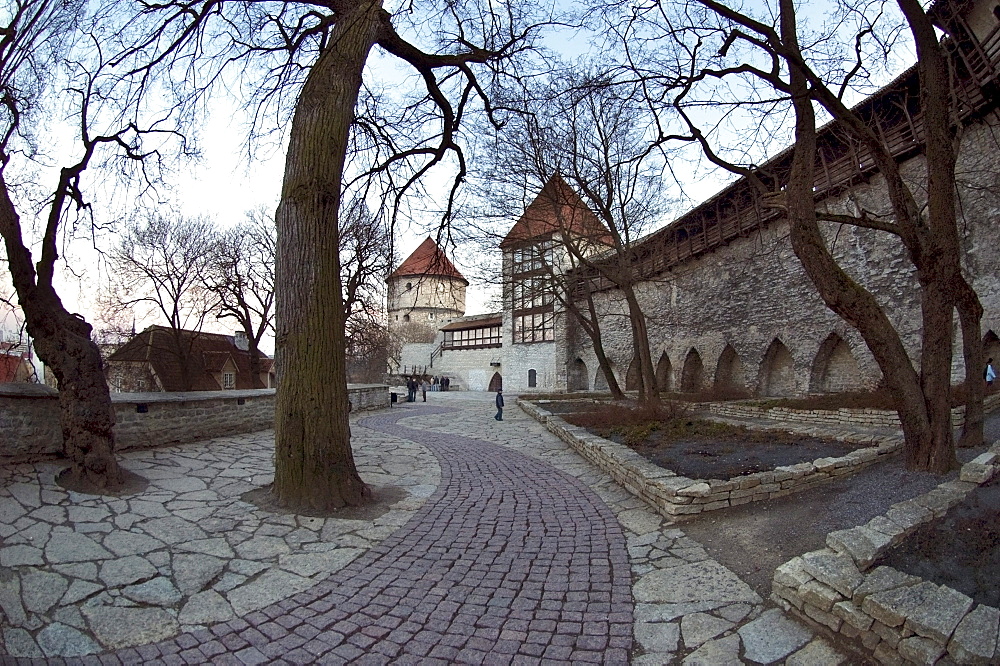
809,333 -> 862,393
681,348 -> 704,393
984,330 -> 1000,373
568,358 -> 590,391
656,352 -> 672,393
759,338 -> 796,396
625,356 -> 641,392
714,344 -> 746,394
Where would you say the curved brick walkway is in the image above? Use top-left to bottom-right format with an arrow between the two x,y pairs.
42,405 -> 632,665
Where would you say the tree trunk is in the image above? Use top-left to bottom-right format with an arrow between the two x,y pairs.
780,0 -> 958,473
248,335 -> 266,389
622,285 -> 659,406
956,282 -> 984,448
272,0 -> 381,510
576,290 -> 625,399
0,182 -> 124,491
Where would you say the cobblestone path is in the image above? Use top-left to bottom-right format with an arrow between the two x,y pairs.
19,405 -> 632,665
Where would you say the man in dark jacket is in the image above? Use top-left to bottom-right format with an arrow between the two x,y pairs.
495,389 -> 504,421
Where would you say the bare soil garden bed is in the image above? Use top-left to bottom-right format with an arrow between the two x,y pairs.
876,474 -> 1000,608
561,403 -> 867,480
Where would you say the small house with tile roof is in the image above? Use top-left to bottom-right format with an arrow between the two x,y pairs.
105,325 -> 274,392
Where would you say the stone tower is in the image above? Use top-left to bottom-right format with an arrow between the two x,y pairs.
387,237 -> 468,343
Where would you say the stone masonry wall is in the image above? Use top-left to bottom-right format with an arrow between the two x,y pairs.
0,384 -> 389,460
519,398 -> 903,518
702,391 -> 1000,430
771,447 -> 1000,664
569,112 -> 1000,396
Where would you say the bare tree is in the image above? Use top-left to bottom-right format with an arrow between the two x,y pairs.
0,0 -> 176,491
340,197 -> 391,384
206,206 -> 276,388
476,75 -> 674,404
340,197 -> 391,327
601,0 -> 989,470
108,214 -> 218,391
113,0 -> 554,510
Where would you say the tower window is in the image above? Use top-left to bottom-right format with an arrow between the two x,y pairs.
528,369 -> 537,388
406,282 -> 412,290
403,314 -> 410,322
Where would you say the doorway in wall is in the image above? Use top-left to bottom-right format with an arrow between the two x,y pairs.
488,372 -> 503,392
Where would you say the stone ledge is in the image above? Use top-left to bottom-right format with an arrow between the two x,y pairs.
1,385 -> 389,461
518,398 -> 900,520
770,439 -> 1000,664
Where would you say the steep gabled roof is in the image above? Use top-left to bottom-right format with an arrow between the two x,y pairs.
500,175 -> 614,249
107,325 -> 272,391
389,237 -> 468,285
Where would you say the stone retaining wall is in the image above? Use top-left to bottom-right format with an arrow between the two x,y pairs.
701,392 -> 1000,430
771,447 -> 1000,664
518,399 -> 902,518
0,384 -> 389,460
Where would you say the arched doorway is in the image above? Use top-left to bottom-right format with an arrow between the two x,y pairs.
488,372 -> 502,392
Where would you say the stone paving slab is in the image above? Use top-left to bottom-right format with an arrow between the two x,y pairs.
1,421 -> 438,659
0,392 -> 847,663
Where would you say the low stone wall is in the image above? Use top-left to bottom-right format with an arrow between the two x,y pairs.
702,392 -> 1000,430
518,399 -> 902,518
771,447 -> 1000,664
0,384 -> 389,460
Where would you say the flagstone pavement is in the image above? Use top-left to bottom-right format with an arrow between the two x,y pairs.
0,392 -> 847,664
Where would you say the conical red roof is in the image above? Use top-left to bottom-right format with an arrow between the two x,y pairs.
389,237 -> 468,285
500,175 -> 613,248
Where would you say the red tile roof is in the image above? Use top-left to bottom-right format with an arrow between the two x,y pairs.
389,237 -> 468,285
500,175 -> 613,248
107,326 -> 272,391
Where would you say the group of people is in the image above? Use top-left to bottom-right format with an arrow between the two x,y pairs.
404,375 -> 452,402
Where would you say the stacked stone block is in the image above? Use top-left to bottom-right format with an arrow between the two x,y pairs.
518,399 -> 901,519
771,447 -> 1000,664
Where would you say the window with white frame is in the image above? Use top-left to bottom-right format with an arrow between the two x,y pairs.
223,372 -> 235,389
511,238 -> 557,344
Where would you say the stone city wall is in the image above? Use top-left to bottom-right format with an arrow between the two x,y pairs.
569,113 -> 1000,397
518,399 -> 902,518
771,447 -> 1000,664
700,391 -> 1000,430
0,384 -> 389,460
426,346 -> 501,392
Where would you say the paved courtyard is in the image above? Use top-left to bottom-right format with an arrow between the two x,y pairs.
0,392 -> 845,664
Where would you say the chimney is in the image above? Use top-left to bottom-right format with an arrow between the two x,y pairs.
234,330 -> 249,351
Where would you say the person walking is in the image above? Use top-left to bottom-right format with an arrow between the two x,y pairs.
986,358 -> 996,388
494,388 -> 504,421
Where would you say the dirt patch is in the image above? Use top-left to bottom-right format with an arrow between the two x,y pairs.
561,403 -> 863,479
630,432 -> 865,480
241,484 -> 409,520
56,467 -> 149,496
876,475 -> 1000,608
